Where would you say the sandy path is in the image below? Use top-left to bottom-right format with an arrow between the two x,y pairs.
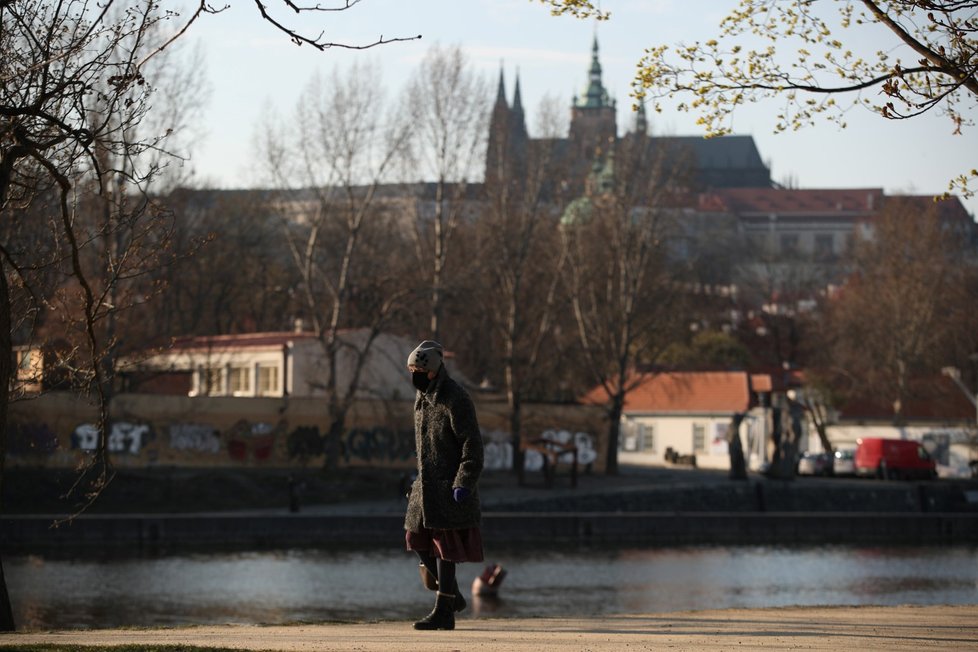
3,604 -> 976,651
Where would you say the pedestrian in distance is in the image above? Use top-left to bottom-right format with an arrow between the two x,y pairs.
403,340 -> 485,631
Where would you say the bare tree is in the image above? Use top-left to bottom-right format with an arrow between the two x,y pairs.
560,137 -> 692,475
153,189 -> 297,337
0,2 -> 192,630
476,94 -> 569,477
402,45 -> 490,342
1,0 -> 421,632
817,196 -> 975,425
256,61 -> 413,470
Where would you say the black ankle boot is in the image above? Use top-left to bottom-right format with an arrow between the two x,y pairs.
413,591 -> 455,630
419,563 -> 466,613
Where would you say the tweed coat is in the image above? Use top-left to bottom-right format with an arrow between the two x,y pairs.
404,365 -> 484,532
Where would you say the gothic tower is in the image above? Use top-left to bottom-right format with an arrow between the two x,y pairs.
484,67 -> 511,194
484,67 -> 528,199
569,36 -> 617,164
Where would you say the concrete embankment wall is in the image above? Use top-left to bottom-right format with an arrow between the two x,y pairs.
488,479 -> 978,513
6,479 -> 978,550
4,510 -> 978,550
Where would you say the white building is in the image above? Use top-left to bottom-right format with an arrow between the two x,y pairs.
586,371 -> 770,471
125,328 -> 469,401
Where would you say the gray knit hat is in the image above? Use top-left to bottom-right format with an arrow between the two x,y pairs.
407,340 -> 443,372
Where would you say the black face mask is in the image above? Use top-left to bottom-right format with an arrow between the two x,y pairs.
412,370 -> 431,392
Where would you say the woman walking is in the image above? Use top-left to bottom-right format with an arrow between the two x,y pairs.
403,340 -> 484,631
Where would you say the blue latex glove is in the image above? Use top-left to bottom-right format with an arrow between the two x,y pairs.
452,486 -> 471,503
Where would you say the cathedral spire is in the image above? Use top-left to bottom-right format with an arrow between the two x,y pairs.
512,69 -> 523,114
495,64 -> 507,105
577,34 -> 612,109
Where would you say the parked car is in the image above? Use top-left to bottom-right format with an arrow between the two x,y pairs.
833,449 -> 856,476
854,437 -> 936,480
797,451 -> 833,476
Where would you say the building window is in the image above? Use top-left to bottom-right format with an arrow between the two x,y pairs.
229,366 -> 251,395
814,234 -> 834,260
257,364 -> 279,396
639,424 -> 655,453
621,420 -> 639,452
692,424 -> 706,452
17,350 -> 32,372
15,348 -> 41,385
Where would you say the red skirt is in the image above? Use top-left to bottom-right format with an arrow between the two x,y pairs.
405,526 -> 484,563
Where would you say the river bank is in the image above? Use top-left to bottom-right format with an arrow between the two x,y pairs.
2,604 -> 975,651
4,465 -> 978,549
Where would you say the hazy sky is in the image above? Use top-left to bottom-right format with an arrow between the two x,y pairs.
184,0 -> 977,217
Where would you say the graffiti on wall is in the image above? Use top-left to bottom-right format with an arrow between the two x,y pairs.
169,423 -> 221,454
483,428 -> 597,471
287,426 -> 324,462
226,419 -> 283,462
8,421 -> 59,457
285,425 -> 414,464
10,396 -> 601,470
344,427 -> 414,463
71,421 -> 154,455
483,430 -> 515,470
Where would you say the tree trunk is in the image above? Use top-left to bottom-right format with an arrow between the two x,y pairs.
766,402 -> 798,480
807,401 -> 834,455
0,258 -> 17,631
605,393 -> 624,475
727,413 -> 748,480
322,414 -> 347,472
508,390 -> 524,484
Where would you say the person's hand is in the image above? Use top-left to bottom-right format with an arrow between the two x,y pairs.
452,486 -> 470,503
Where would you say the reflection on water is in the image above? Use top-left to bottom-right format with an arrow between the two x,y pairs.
6,544 -> 978,630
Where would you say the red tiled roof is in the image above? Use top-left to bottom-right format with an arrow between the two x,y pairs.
750,374 -> 773,393
583,371 -> 751,413
701,188 -> 884,214
170,331 -> 319,351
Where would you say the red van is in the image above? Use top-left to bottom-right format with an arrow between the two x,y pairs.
854,437 -> 936,480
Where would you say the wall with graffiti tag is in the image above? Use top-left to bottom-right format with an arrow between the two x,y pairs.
6,391 -> 607,473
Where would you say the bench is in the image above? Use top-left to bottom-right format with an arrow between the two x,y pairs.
520,436 -> 578,488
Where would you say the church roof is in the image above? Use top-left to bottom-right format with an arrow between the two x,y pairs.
653,135 -> 767,171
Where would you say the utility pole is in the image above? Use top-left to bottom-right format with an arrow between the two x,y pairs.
942,366 -> 978,428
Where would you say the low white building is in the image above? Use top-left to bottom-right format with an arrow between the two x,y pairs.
125,328 -> 469,401
586,371 -> 769,471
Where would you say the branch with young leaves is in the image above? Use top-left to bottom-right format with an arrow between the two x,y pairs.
536,0 -> 608,20
539,0 -> 978,197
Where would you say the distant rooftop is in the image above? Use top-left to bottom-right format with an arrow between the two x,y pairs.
582,371 -> 753,413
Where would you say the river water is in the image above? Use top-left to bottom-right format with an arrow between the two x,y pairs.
6,544 -> 978,630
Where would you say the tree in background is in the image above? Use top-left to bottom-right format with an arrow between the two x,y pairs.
256,61 -> 413,471
476,94 -> 569,478
0,0 -> 420,631
660,330 -> 752,370
401,45 -> 490,343
817,197 -> 975,425
539,0 -> 978,197
0,2 -> 196,630
155,189 -> 297,337
560,138 -> 692,475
